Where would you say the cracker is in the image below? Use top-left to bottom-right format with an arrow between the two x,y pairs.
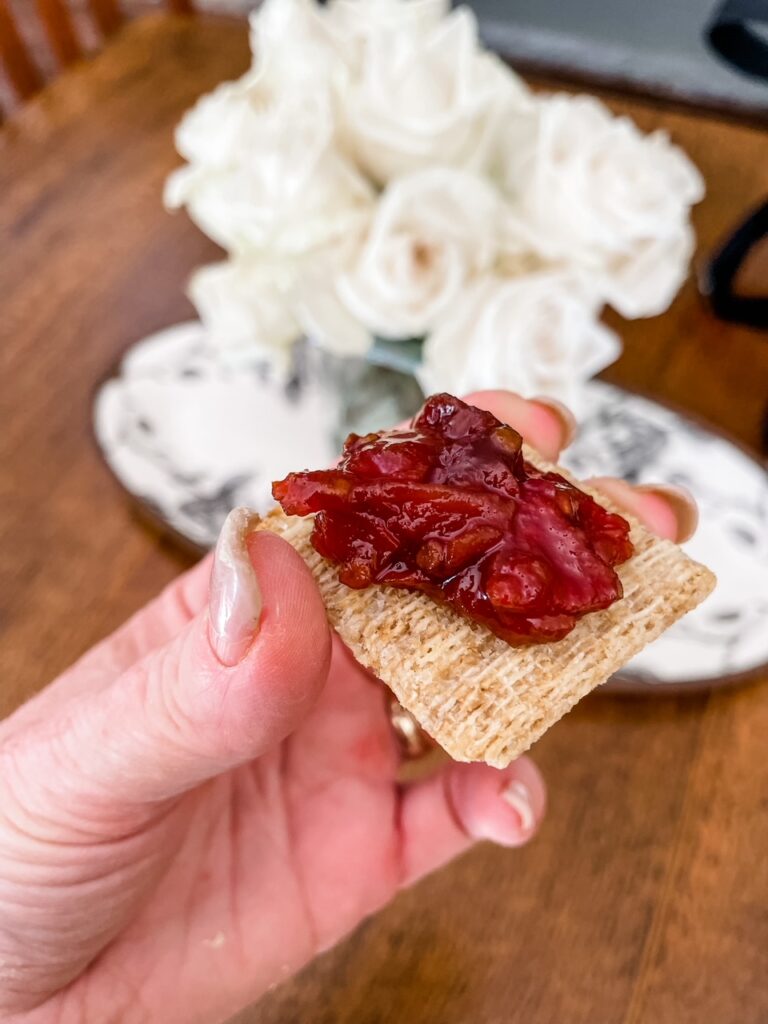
257,447 -> 715,767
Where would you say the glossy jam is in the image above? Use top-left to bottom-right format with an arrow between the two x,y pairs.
273,393 -> 634,645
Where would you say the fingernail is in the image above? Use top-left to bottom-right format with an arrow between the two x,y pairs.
209,508 -> 262,667
635,484 -> 699,543
531,396 -> 579,449
501,778 -> 536,836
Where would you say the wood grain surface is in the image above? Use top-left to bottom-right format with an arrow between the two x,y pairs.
0,15 -> 767,1024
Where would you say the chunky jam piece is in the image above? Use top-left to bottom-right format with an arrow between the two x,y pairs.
273,393 -> 634,645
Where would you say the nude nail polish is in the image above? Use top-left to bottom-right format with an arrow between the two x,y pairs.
501,778 -> 536,835
635,484 -> 699,543
531,396 -> 579,449
208,508 -> 262,667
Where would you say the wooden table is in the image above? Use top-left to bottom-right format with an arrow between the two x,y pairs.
1,14 -> 767,1024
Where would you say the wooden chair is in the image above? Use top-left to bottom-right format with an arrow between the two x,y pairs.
0,0 -> 194,114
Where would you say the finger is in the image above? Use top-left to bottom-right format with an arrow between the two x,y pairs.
398,756 -> 546,887
463,390 -> 577,462
587,478 -> 699,543
6,511 -> 332,824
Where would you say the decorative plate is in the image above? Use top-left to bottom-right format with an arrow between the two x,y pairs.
94,322 -> 768,693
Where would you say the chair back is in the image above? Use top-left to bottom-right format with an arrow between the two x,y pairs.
0,0 -> 193,111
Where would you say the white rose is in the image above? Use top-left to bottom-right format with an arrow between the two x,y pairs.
293,274 -> 372,358
170,73 -> 265,170
189,259 -> 300,369
503,94 -> 705,319
165,75 -> 372,257
325,0 -> 447,67
335,4 -> 532,183
250,0 -> 345,95
419,272 -> 621,416
171,0 -> 342,171
190,246 -> 374,366
336,168 -> 503,339
292,237 -> 372,358
167,148 -> 372,258
165,0 -> 373,262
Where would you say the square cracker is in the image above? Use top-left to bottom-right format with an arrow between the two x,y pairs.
257,447 -> 715,767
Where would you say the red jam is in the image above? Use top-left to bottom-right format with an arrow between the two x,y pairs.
273,393 -> 634,645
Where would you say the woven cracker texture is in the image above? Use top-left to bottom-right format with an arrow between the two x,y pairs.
258,449 -> 715,767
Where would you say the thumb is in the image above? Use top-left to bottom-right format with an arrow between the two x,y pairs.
4,510 -> 331,821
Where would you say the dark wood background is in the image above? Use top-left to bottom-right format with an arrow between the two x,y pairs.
1,15 -> 766,1024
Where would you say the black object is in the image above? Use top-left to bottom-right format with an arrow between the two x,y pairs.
704,2 -> 768,454
703,0 -> 768,331
701,198 -> 768,328
707,0 -> 768,79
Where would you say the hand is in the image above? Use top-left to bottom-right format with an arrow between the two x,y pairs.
0,391 -> 697,1024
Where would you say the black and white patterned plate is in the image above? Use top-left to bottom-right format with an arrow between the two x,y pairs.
93,322 -> 768,692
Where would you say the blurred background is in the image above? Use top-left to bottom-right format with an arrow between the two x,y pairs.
2,1 -> 767,1022
6,0 -> 768,114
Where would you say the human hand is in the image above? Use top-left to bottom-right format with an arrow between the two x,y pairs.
0,391 -> 697,1024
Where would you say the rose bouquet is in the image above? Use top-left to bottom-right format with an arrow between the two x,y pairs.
165,0 -> 704,413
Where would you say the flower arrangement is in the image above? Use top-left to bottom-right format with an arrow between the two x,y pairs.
165,0 -> 704,412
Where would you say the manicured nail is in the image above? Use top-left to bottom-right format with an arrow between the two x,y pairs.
501,778 -> 536,835
635,484 -> 699,543
209,508 -> 262,666
531,396 -> 579,449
